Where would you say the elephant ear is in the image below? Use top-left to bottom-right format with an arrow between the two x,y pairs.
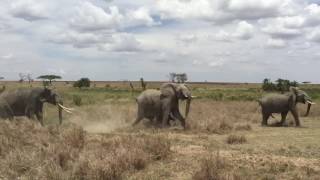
288,94 -> 297,109
288,87 -> 298,109
289,86 -> 299,95
160,83 -> 177,99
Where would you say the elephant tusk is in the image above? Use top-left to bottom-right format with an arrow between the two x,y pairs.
191,96 -> 197,98
307,101 -> 316,105
58,104 -> 74,111
58,104 -> 73,114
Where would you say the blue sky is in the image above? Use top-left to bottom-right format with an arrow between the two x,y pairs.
0,0 -> 320,82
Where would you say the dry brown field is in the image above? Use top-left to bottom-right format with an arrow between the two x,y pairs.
0,81 -> 320,180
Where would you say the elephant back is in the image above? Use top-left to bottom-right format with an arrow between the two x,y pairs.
160,83 -> 178,99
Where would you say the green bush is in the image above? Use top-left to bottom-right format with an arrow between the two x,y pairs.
262,78 -> 299,92
73,78 -> 91,89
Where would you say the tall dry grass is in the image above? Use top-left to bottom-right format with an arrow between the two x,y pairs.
0,120 -> 171,180
187,100 -> 260,133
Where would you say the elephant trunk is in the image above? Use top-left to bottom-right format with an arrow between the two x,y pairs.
305,102 -> 312,117
185,97 -> 191,118
58,101 -> 63,125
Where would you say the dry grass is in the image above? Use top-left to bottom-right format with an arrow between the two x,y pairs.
226,134 -> 247,144
193,152 -> 235,180
0,120 -> 171,180
187,100 -> 259,133
234,123 -> 252,131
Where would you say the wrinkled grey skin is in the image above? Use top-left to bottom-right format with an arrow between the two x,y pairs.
132,83 -> 192,129
258,87 -> 314,127
0,88 -> 63,126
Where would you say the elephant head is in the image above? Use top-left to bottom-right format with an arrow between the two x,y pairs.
160,83 -> 192,118
289,87 -> 315,116
40,88 -> 73,124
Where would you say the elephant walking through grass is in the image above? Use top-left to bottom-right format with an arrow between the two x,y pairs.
258,87 -> 315,127
132,83 -> 193,129
0,87 -> 73,125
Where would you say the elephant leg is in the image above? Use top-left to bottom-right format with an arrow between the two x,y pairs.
132,116 -> 144,126
132,106 -> 144,126
262,112 -> 270,126
278,111 -> 288,126
290,109 -> 300,127
172,109 -> 186,129
36,111 -> 44,126
161,106 -> 171,128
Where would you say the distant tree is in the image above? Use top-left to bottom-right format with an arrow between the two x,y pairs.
168,73 -> 188,83
176,73 -> 188,83
169,73 -> 176,82
262,78 -> 298,92
26,74 -> 33,84
302,81 -> 311,84
0,77 -> 4,80
73,78 -> 91,89
19,73 -> 27,83
37,75 -> 62,85
140,78 -> 147,90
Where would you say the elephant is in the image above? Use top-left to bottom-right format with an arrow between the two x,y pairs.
132,83 -> 193,129
0,87 -> 73,125
258,87 -> 315,127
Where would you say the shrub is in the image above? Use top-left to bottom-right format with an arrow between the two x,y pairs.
226,134 -> 247,144
193,152 -> 230,180
73,78 -> 90,89
73,95 -> 82,106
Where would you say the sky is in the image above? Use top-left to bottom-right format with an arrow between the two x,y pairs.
0,0 -> 320,83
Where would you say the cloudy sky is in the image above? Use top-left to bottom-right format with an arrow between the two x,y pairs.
0,0 -> 320,82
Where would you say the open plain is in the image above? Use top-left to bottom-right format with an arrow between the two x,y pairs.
0,81 -> 320,180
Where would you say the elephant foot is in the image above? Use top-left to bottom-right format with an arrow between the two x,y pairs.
275,122 -> 284,127
261,123 -> 268,127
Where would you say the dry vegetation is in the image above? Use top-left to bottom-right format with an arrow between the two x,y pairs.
0,120 -> 171,180
0,82 -> 320,179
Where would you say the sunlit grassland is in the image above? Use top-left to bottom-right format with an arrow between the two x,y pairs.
1,81 -> 320,179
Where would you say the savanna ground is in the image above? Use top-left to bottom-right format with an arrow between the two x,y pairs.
1,81 -> 320,180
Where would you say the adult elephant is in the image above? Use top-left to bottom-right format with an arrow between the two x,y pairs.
258,87 -> 315,127
0,87 -> 73,125
132,83 -> 193,129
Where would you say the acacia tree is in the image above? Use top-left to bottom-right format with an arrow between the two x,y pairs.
37,75 -> 62,85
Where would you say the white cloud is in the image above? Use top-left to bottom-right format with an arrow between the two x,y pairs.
214,30 -> 232,42
208,58 -> 225,67
157,0 -> 214,20
262,24 -> 302,39
156,0 -> 293,23
304,3 -> 320,26
48,31 -> 112,48
177,34 -> 198,45
266,38 -> 287,48
232,21 -> 254,40
69,2 -> 123,32
1,53 -> 13,59
10,0 -> 48,21
226,0 -> 290,19
99,33 -> 143,52
126,7 -> 159,27
307,28 -> 320,43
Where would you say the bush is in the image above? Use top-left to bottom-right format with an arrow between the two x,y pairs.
73,95 -> 82,106
73,78 -> 90,89
226,134 -> 247,144
193,152 -> 230,180
262,78 -> 299,92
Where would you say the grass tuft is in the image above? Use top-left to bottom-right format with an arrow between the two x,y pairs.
226,134 -> 247,144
